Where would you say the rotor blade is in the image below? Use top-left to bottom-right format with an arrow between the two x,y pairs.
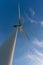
23,30 -> 30,40
20,27 -> 30,40
18,4 -> 21,25
18,4 -> 20,21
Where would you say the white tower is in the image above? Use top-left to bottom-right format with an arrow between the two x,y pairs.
0,29 -> 18,65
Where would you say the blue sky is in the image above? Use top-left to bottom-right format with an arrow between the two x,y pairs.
0,0 -> 43,65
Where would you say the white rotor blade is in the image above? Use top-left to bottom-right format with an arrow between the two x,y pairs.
18,4 -> 20,20
20,27 -> 30,40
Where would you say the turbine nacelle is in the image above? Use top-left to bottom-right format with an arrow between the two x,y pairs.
13,24 -> 22,29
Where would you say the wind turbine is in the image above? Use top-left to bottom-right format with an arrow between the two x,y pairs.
13,4 -> 29,40
0,4 -> 29,65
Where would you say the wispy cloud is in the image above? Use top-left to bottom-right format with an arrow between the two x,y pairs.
28,18 -> 37,24
14,48 -> 43,65
34,49 -> 43,57
32,38 -> 43,47
27,54 -> 43,62
39,21 -> 43,26
24,13 -> 37,24
26,49 -> 43,65
24,8 -> 43,28
29,8 -> 35,16
24,9 -> 43,27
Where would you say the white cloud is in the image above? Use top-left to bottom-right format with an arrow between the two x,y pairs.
28,17 -> 37,24
27,54 -> 34,60
26,53 -> 43,64
34,49 -> 43,57
39,21 -> 43,26
14,49 -> 43,65
32,38 -> 43,47
24,13 -> 37,24
26,49 -> 43,65
29,8 -> 35,16
24,9 -> 43,27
